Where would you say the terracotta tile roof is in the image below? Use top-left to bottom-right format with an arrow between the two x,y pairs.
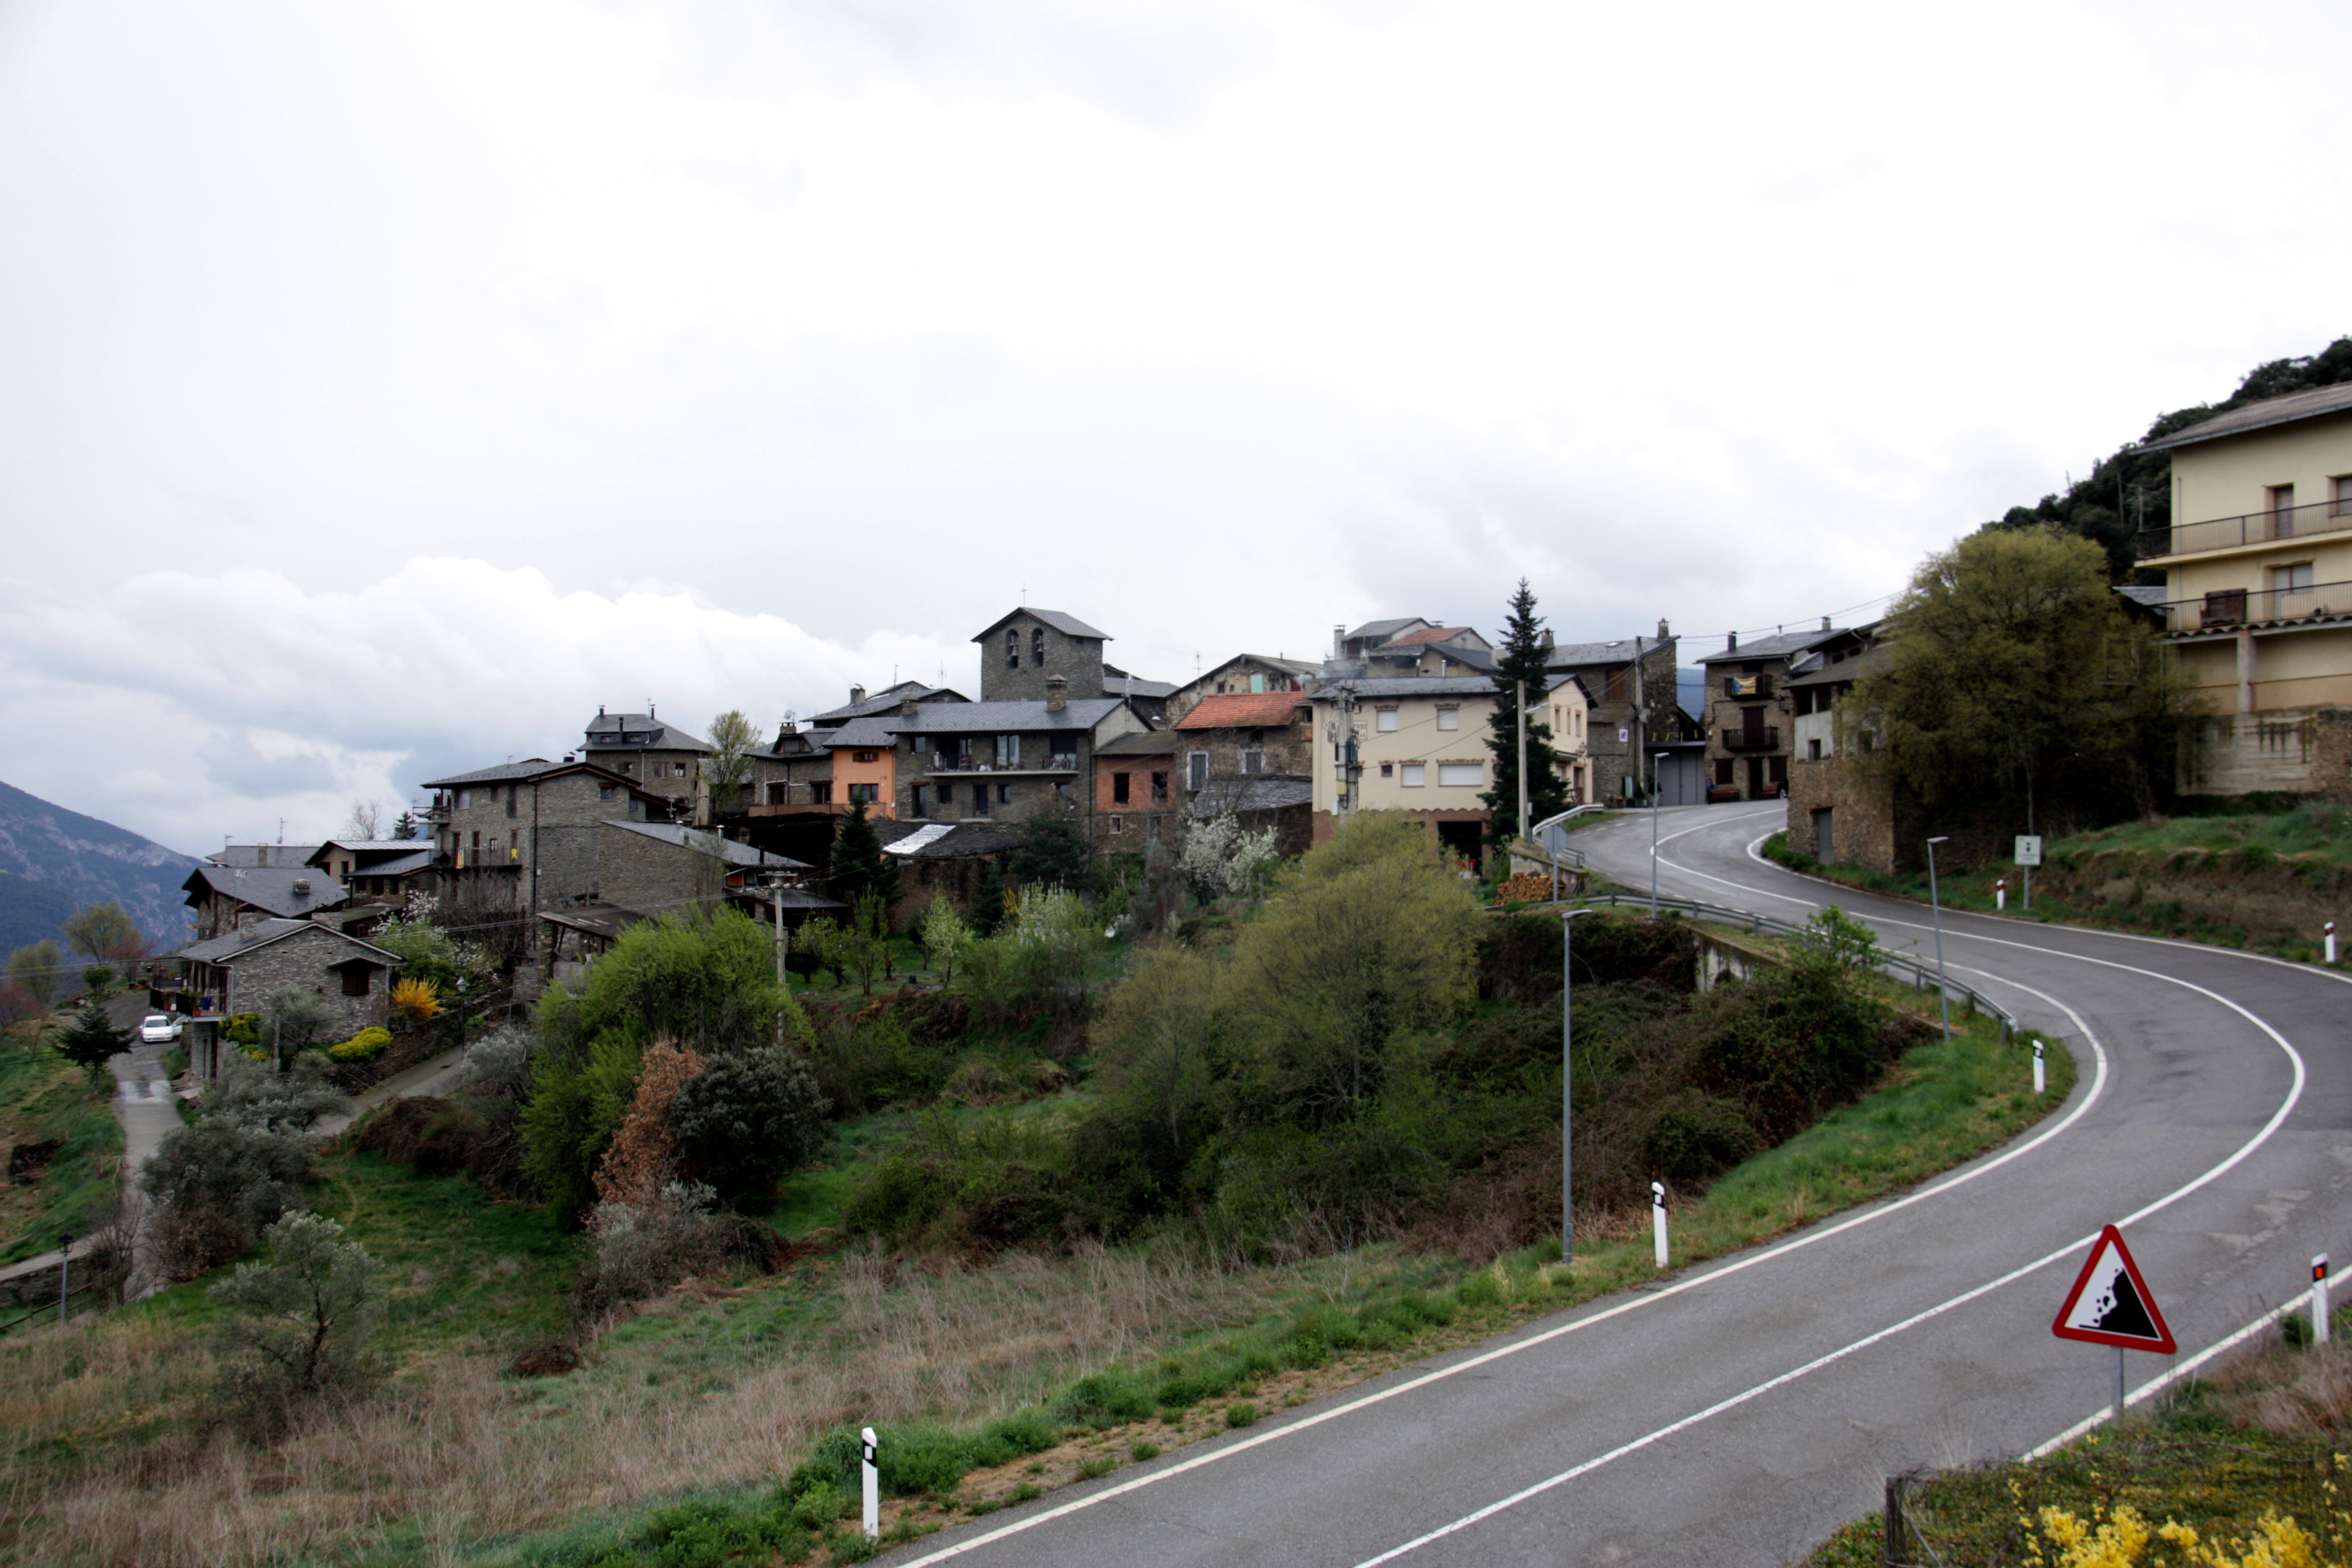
1175,692 -> 1311,730
1378,625 -> 1471,648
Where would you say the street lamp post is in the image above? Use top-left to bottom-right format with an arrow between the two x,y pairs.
1926,836 -> 1953,1038
1560,907 -> 1594,1262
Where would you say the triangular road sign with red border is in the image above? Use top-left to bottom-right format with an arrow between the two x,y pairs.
2052,1224 -> 2176,1352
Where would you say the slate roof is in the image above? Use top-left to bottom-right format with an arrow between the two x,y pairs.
970,607 -> 1112,643
172,917 -> 398,967
1347,617 -> 1428,642
1190,777 -> 1314,815
1784,645 -> 1891,688
1544,638 -> 1648,668
1177,691 -> 1312,730
311,840 -> 418,854
537,906 -> 649,942
1102,665 -> 1178,698
2144,383 -> 2352,451
873,820 -> 1030,858
1697,629 -> 1844,665
1094,731 -> 1182,757
603,821 -> 812,870
809,683 -> 967,723
1310,676 -> 1498,700
419,759 -> 565,788
183,864 -> 347,919
584,712 -> 712,753
1377,625 -> 1471,649
816,717 -> 900,749
343,850 -> 433,878
889,698 -> 1129,734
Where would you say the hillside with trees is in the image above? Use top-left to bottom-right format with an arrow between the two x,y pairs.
0,777 -> 198,954
1988,336 -> 2352,581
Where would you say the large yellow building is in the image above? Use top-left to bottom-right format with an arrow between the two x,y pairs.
2141,383 -> 2352,794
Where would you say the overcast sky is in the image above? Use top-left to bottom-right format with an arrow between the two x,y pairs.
3,0 -> 2346,855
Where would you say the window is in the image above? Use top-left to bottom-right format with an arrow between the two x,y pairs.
1031,628 -> 1045,666
674,761 -> 688,778
1109,814 -> 1124,833
967,782 -> 986,814
1249,673 -> 1266,693
1188,752 -> 1209,791
939,782 -> 955,804
995,734 -> 1019,769
1113,772 -> 1131,804
1400,763 -> 1427,787
848,783 -> 878,804
1808,738 -> 1823,761
1436,706 -> 1460,731
1151,771 -> 1168,803
853,750 -> 879,764
2335,476 -> 2352,518
766,782 -> 787,805
599,785 -> 618,802
1055,781 -> 1072,801
1438,763 -> 1482,787
1241,750 -> 1265,775
911,785 -> 928,817
810,781 -> 833,804
1376,707 -> 1399,733
619,762 -> 635,775
997,783 -> 1011,804
506,788 -> 518,817
341,967 -> 371,998
471,830 -> 481,850
1716,758 -> 1734,785
1007,629 -> 1020,668
1380,762 -> 1394,777
2267,562 -> 2316,618
455,789 -> 470,809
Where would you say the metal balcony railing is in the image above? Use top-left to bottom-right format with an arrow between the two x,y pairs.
2142,579 -> 2352,634
2137,497 -> 2352,559
1719,726 -> 1781,752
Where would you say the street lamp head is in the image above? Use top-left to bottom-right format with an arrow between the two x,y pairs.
1926,836 -> 1950,846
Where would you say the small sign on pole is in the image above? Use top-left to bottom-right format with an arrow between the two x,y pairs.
2054,1225 -> 2175,1426
2014,836 -> 2044,867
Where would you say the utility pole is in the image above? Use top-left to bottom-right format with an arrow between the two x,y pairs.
1635,635 -> 1657,917
768,873 -> 790,1046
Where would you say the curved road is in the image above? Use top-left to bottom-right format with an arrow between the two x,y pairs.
881,803 -> 2351,1567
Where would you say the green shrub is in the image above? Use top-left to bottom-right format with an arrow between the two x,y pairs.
668,1046 -> 830,1209
1225,1402 -> 1259,1429
328,1026 -> 393,1062
1642,1088 -> 1764,1183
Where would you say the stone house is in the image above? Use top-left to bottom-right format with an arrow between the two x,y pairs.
2135,383 -> 2352,797
1697,625 -> 1850,802
582,708 -> 710,803
1783,635 -> 1908,872
1308,674 -> 1498,862
874,819 -> 1030,916
1539,674 -> 1596,806
1327,620 -> 1496,679
894,684 -> 1148,826
1545,624 -> 1681,804
1174,690 -> 1314,802
181,863 -> 347,940
304,840 -> 435,904
974,607 -> 1115,704
1164,654 -> 1321,725
164,918 -> 401,1081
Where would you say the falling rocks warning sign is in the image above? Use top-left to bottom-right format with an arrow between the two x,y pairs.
2052,1224 -> 2177,1353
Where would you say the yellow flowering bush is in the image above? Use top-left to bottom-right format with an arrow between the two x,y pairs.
389,977 -> 443,1025
328,1026 -> 393,1062
2027,1503 -> 2338,1568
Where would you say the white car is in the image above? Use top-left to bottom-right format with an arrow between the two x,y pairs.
138,1014 -> 182,1044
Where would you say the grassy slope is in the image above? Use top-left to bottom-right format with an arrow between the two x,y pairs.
1763,813 -> 2352,962
0,1029 -> 125,1266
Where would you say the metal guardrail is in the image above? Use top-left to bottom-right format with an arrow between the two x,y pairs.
1568,891 -> 2024,1038
0,1281 -> 111,1338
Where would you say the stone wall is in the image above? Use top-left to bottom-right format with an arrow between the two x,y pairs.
2181,707 -> 2352,800
1786,754 -> 1915,874
595,825 -> 732,917
221,925 -> 391,1039
979,614 -> 1108,703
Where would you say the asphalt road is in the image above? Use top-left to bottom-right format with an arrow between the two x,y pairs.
874,802 -> 2352,1568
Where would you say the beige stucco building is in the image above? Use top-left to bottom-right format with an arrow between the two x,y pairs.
1308,675 -> 1497,864
2140,384 -> 2352,794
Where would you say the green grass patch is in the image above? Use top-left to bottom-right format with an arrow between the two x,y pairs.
0,1036 -> 125,1265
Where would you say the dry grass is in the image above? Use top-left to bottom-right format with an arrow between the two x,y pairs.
0,1238 -> 1351,1565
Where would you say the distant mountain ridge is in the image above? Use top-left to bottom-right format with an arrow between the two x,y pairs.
0,779 -> 201,955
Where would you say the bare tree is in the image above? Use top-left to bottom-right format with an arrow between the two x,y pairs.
341,799 -> 387,840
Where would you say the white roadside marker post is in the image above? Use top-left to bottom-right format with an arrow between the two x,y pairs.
1996,878 -> 2006,912
1651,1183 -> 1669,1270
2315,1256 -> 2332,1345
2033,1037 -> 2046,1097
2327,921 -> 2338,966
861,1427 -> 879,1541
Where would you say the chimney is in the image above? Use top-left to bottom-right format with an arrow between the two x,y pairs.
1727,630 -> 1739,652
1657,618 -> 1670,641
900,695 -> 919,716
850,684 -> 866,705
292,878 -> 311,895
1541,629 -> 1553,649
1821,615 -> 1831,631
1046,673 -> 1068,712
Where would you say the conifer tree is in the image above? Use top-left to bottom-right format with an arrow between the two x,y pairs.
1481,579 -> 1570,851
54,997 -> 130,1071
825,799 -> 901,909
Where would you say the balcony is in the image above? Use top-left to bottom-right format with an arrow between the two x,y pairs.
2138,498 -> 2352,560
924,754 -> 1079,776
1719,726 -> 1781,752
2145,580 -> 2352,636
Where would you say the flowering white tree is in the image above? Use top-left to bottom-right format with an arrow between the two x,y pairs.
1178,814 -> 1278,900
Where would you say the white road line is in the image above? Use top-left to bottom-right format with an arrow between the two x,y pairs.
892,936 -> 2114,1568
1336,819 -> 2317,1566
